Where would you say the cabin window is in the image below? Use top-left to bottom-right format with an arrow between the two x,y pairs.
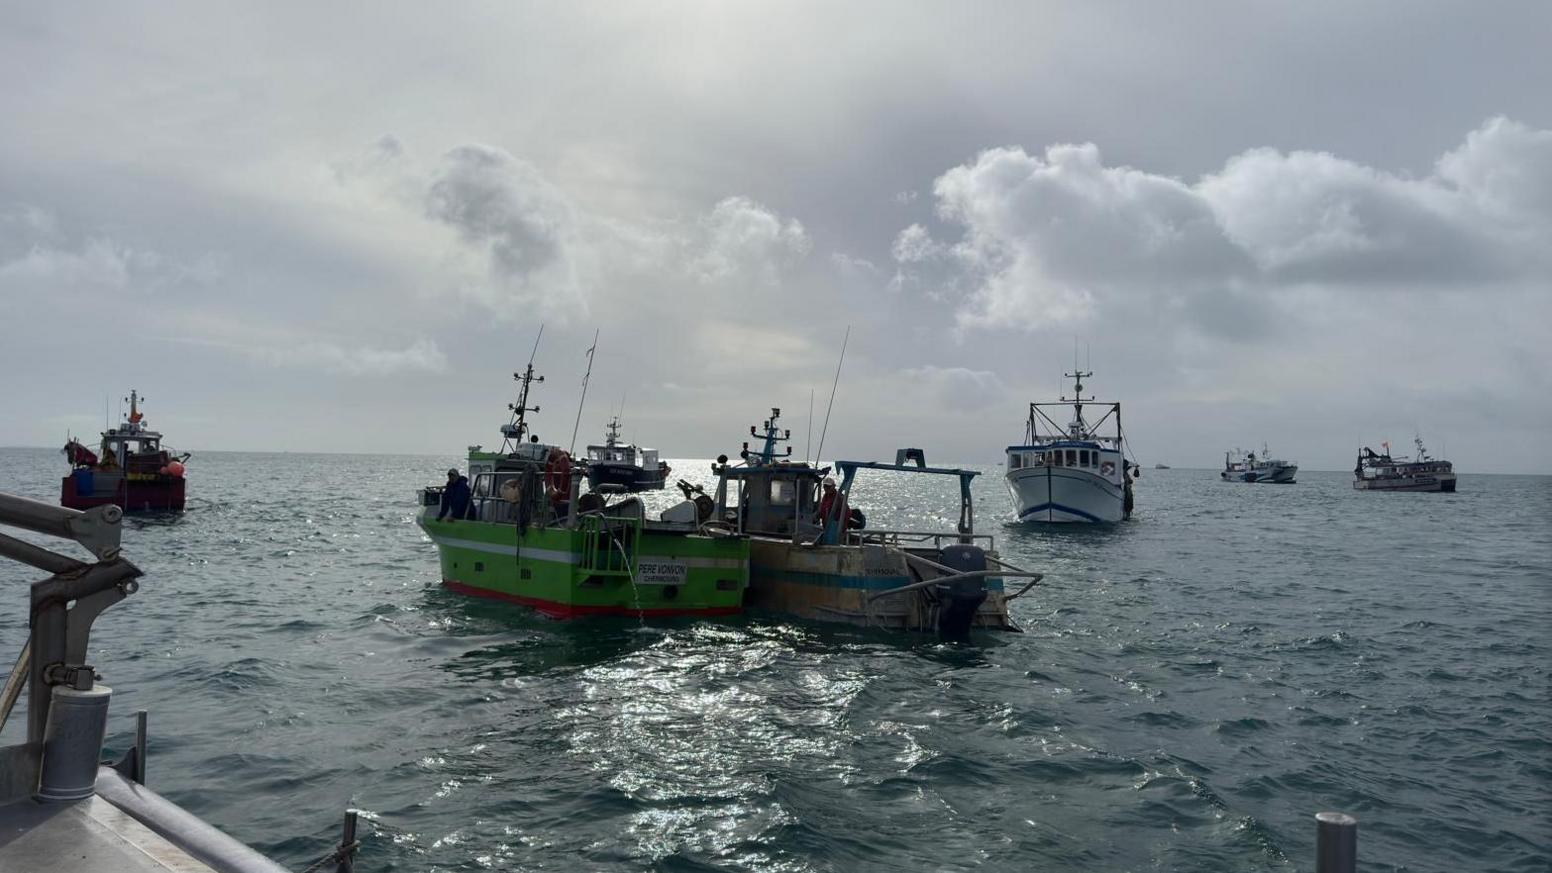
770,478 -> 795,505
1009,454 -> 1022,470
1079,450 -> 1090,467
1066,450 -> 1077,467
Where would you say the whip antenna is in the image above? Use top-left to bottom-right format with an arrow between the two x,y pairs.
568,329 -> 599,455
527,323 -> 545,366
814,326 -> 850,464
806,387 -> 814,464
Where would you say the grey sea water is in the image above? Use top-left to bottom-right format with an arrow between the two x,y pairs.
1,447 -> 1548,872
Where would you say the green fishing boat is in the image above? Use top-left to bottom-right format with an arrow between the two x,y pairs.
417,360 -> 748,619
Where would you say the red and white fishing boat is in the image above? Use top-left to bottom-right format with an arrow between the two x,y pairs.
61,390 -> 189,512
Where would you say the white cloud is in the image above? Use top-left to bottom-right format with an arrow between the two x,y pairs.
1436,117 -> 1552,225
891,223 -> 940,264
329,141 -> 813,320
0,207 -> 221,294
0,238 -> 139,288
424,144 -> 589,320
689,196 -> 810,286
918,117 -> 1552,331
887,223 -> 949,294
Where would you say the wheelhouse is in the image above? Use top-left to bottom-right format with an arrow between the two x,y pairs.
100,429 -> 166,469
585,443 -> 659,469
711,455 -> 984,547
712,463 -> 826,540
1005,441 -> 1121,479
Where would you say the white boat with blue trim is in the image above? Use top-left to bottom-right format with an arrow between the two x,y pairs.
1005,369 -> 1133,524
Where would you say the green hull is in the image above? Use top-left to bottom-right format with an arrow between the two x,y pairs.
419,509 -> 748,618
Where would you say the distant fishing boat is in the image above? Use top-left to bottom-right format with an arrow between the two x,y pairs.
1005,369 -> 1134,523
1221,446 -> 1298,483
583,416 -> 670,492
1355,435 -> 1456,492
417,358 -> 747,619
1153,463 -> 1170,470
708,409 -> 1039,636
60,390 -> 188,512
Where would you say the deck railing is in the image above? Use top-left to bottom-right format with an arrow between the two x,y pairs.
578,513 -> 640,577
843,529 -> 996,553
0,493 -> 140,803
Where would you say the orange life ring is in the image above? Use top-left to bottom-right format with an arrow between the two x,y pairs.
544,448 -> 572,501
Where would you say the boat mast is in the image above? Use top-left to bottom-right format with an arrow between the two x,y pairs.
501,364 -> 544,452
500,328 -> 546,453
1061,369 -> 1093,439
743,408 -> 791,466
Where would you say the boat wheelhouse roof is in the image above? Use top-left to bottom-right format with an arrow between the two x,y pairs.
1006,440 -> 1116,452
586,443 -> 655,454
835,459 -> 978,480
718,462 -> 826,479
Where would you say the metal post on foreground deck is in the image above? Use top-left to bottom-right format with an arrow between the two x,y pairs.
1315,811 -> 1357,873
336,809 -> 359,873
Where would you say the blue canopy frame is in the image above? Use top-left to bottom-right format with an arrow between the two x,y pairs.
833,460 -> 979,545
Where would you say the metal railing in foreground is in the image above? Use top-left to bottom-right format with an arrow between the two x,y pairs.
0,490 -> 363,873
0,492 -> 137,748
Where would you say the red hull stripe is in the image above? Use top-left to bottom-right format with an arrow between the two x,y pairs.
441,579 -> 741,619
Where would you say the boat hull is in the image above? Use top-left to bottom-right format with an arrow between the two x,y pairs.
1221,464 -> 1298,483
1005,466 -> 1125,523
1354,473 -> 1457,492
60,472 -> 185,512
419,509 -> 747,618
744,539 -> 1016,632
586,462 -> 667,492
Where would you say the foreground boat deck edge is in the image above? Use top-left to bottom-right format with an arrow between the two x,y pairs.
0,768 -> 289,873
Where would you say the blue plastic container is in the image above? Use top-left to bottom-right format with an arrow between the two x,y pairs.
72,468 -> 94,496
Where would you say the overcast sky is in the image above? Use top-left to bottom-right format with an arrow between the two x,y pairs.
2,2 -> 1549,472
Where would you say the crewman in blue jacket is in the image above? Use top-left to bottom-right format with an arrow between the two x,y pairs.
438,468 -> 475,521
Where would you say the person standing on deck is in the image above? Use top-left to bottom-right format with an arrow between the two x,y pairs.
439,468 -> 474,521
816,477 -> 848,542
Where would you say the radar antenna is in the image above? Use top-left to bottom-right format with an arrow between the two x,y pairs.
1061,369 -> 1094,438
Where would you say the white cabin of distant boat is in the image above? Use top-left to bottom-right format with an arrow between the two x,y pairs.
584,416 -> 659,469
